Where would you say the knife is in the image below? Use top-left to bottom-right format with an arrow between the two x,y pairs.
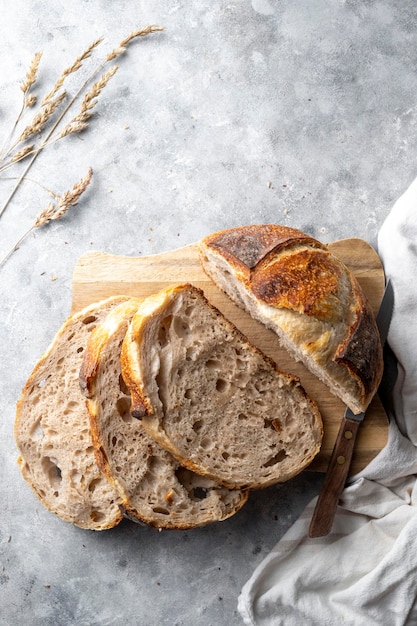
308,279 -> 394,538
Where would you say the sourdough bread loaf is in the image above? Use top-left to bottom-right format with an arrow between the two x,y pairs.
80,299 -> 248,529
199,225 -> 383,415
121,283 -> 323,490
14,296 -> 132,530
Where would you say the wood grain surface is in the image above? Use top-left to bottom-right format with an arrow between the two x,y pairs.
72,238 -> 388,474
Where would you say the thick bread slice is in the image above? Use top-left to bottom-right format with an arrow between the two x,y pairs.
14,297 -> 130,530
121,283 -> 323,490
80,299 -> 248,529
199,225 -> 384,415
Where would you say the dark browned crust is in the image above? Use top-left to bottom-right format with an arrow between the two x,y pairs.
119,335 -> 154,420
335,281 -> 384,406
79,298 -> 134,399
201,225 -> 384,410
202,224 -> 325,280
79,342 -> 102,398
252,248 -> 343,320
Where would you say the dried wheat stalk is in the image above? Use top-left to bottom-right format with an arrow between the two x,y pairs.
59,65 -> 119,138
1,25 -> 164,175
0,168 -> 93,269
0,23 -> 163,263
0,51 -> 43,161
41,37 -> 103,106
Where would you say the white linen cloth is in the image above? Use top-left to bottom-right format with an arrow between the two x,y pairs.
238,177 -> 417,626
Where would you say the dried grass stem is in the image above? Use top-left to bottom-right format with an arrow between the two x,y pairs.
0,24 -> 163,267
0,167 -> 93,268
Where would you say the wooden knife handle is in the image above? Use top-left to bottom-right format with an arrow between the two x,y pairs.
308,416 -> 361,538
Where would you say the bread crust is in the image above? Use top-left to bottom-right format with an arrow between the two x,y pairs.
14,296 -> 131,530
121,283 -> 323,490
200,225 -> 383,413
81,297 -> 249,529
204,224 -> 323,280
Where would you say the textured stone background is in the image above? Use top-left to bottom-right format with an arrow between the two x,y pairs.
1,1 -> 417,624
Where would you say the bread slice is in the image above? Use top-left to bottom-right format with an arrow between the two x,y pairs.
121,283 -> 323,490
80,299 -> 248,529
199,225 -> 384,414
14,296 -> 130,530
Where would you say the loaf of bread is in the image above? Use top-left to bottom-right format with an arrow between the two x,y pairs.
199,224 -> 384,414
14,296 -> 130,530
80,299 -> 248,529
121,283 -> 323,490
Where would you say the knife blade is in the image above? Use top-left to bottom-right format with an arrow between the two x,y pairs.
308,279 -> 394,538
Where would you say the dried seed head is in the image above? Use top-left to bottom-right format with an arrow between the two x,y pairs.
11,144 -> 35,163
59,65 -> 118,139
19,91 -> 66,142
59,120 -> 89,138
33,202 -> 56,228
119,25 -> 164,48
21,52 -> 42,93
53,166 -> 93,219
25,94 -> 37,108
82,65 -> 119,111
41,37 -> 104,106
106,25 -> 164,61
32,167 -> 93,229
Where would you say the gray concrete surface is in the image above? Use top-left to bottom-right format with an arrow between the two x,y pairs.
1,2 -> 416,624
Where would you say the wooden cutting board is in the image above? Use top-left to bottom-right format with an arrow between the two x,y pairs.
72,238 -> 389,475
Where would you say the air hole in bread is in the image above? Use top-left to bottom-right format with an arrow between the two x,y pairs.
222,451 -> 229,461
118,373 -> 130,395
147,455 -> 165,476
192,487 -> 208,500
173,316 -> 191,339
90,510 -> 105,522
76,346 -> 84,354
42,456 -> 62,489
175,467 -> 190,486
263,449 -> 287,467
158,315 -> 172,347
174,468 -> 209,502
206,359 -> 220,370
216,378 -> 229,393
88,478 -> 101,493
82,315 -> 97,325
63,400 -> 78,416
30,419 -> 44,440
116,397 -> 133,423
192,419 -> 203,433
152,506 -> 170,515
200,437 -> 213,450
